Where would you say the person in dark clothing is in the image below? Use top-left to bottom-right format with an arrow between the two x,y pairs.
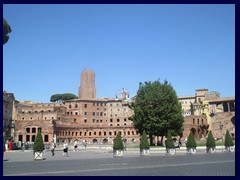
51,141 -> 56,156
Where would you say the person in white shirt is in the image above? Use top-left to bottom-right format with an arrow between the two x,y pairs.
73,140 -> 78,151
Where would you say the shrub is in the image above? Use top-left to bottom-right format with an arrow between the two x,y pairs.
33,130 -> 45,152
140,130 -> 150,150
113,132 -> 124,150
224,130 -> 234,147
186,131 -> 197,149
206,131 -> 216,148
165,131 -> 175,149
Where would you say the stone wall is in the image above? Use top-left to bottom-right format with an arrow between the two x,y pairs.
211,112 -> 235,139
78,69 -> 96,99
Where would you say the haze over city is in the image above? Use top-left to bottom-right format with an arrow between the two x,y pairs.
3,4 -> 235,102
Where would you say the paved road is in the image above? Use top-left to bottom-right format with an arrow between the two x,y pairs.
3,149 -> 235,176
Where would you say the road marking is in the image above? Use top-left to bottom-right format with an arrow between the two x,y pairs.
5,160 -> 234,176
99,163 -> 128,166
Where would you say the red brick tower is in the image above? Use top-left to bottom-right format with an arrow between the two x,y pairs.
78,69 -> 96,99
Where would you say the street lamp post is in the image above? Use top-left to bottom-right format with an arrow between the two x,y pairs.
219,123 -> 223,152
123,128 -> 126,150
100,129 -> 102,150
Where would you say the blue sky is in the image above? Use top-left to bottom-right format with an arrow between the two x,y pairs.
3,4 -> 235,102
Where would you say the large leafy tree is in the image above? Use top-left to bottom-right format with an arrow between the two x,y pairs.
130,80 -> 184,145
50,93 -> 78,102
3,18 -> 12,45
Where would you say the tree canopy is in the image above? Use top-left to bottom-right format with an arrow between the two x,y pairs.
130,79 -> 184,145
3,18 -> 12,45
50,93 -> 78,102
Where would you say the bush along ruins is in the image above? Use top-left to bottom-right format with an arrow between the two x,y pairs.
113,132 -> 124,157
206,131 -> 216,153
140,130 -> 150,156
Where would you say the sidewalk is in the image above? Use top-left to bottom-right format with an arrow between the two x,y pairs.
3,146 -> 230,162
4,149 -> 113,162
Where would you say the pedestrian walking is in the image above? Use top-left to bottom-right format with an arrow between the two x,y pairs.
51,141 -> 56,156
175,140 -> 180,149
8,140 -> 13,151
21,142 -> 23,150
83,140 -> 87,150
73,140 -> 78,151
63,141 -> 69,157
184,138 -> 188,145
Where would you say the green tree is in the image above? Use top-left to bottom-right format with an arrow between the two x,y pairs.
186,131 -> 197,149
130,80 -> 184,145
224,130 -> 234,147
3,18 -> 12,45
113,132 -> 124,150
198,100 -> 207,115
165,131 -> 175,149
140,130 -> 150,150
33,130 -> 45,152
190,102 -> 195,115
206,131 -> 215,149
50,93 -> 78,102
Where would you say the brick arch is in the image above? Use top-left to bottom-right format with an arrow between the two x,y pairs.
103,138 -> 108,144
92,138 -> 98,144
191,128 -> 198,139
